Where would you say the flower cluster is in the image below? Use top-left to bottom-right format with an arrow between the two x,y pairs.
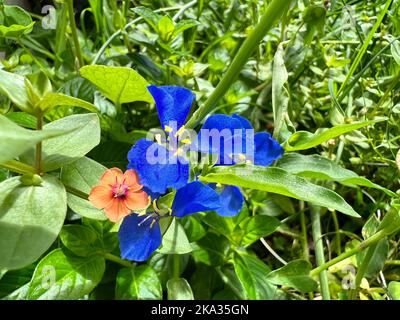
90,85 -> 283,262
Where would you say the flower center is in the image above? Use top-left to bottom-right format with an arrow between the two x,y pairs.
112,183 -> 129,198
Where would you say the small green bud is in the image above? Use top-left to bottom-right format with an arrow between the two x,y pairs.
20,174 -> 43,186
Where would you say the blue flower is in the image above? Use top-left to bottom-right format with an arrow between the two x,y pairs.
197,114 -> 284,216
119,181 -> 221,261
198,114 -> 283,166
127,86 -> 195,195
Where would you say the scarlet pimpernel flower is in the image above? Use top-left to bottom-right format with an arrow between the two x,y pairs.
89,168 -> 149,222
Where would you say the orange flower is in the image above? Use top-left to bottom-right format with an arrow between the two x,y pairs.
89,168 -> 149,222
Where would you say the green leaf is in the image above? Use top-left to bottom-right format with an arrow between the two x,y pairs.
192,233 -> 229,267
172,20 -> 198,39
284,120 -> 382,151
61,157 -> 107,220
116,265 -> 162,300
20,114 -> 101,172
158,218 -> 192,255
0,115 -> 68,164
38,93 -> 98,113
266,260 -> 318,293
60,225 -> 100,257
388,281 -> 400,300
158,15 -> 175,42
131,6 -> 160,31
0,69 -> 31,112
27,249 -> 105,300
363,239 -> 389,278
0,5 -> 35,38
0,264 -> 35,298
5,112 -> 37,129
238,215 -> 281,246
233,252 -> 276,299
272,43 -> 292,141
80,65 -> 154,105
378,205 -> 400,235
276,153 -> 395,196
0,175 -> 67,270
167,278 -> 194,300
391,40 -> 400,66
200,165 -> 360,217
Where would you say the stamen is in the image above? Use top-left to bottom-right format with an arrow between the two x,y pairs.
155,134 -> 163,144
164,125 -> 173,133
138,214 -> 153,226
181,138 -> 191,145
150,219 -> 157,228
174,126 -> 186,137
174,148 -> 184,157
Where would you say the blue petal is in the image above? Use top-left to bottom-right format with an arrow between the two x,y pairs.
232,114 -> 253,129
172,181 -> 221,217
119,214 -> 162,262
215,185 -> 244,217
254,132 -> 284,166
198,114 -> 249,165
147,85 -> 195,130
127,138 -> 189,194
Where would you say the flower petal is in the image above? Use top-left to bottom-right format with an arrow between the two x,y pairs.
147,85 -> 195,130
89,185 -> 113,209
254,132 -> 284,166
127,138 -> 189,194
100,168 -> 124,186
119,214 -> 162,262
124,169 -> 143,192
104,198 -> 131,222
216,185 -> 244,217
124,190 -> 149,210
172,181 -> 221,217
198,114 -> 253,165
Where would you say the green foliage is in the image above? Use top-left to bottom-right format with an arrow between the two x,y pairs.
0,0 -> 399,302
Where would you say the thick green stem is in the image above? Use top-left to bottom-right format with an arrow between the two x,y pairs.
67,0 -> 84,68
310,230 -> 388,277
104,252 -> 133,268
185,0 -> 292,128
65,185 -> 89,200
172,254 -> 181,279
35,113 -> 43,175
310,205 -> 331,300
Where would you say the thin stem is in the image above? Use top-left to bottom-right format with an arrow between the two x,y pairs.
310,205 -> 331,300
385,260 -> 400,266
172,0 -> 197,21
66,0 -> 84,68
349,243 -> 378,300
0,160 -> 36,175
104,252 -> 133,268
65,185 -> 89,200
172,254 -> 181,279
299,203 -> 309,261
332,212 -> 342,255
186,0 -> 292,129
260,238 -> 288,265
92,4 -> 192,65
35,113 -> 43,175
310,230 -> 388,277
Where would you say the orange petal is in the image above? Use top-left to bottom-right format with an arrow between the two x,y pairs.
104,198 -> 131,222
124,190 -> 149,210
100,168 -> 124,186
124,169 -> 143,191
89,185 -> 113,209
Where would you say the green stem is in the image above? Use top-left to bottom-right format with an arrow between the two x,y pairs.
185,0 -> 292,128
35,112 -> 43,175
310,230 -> 388,277
172,254 -> 181,279
104,252 -> 133,268
349,243 -> 378,300
65,185 -> 89,200
385,260 -> 400,266
299,202 -> 309,261
310,205 -> 331,300
66,0 -> 84,68
0,160 -> 36,175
